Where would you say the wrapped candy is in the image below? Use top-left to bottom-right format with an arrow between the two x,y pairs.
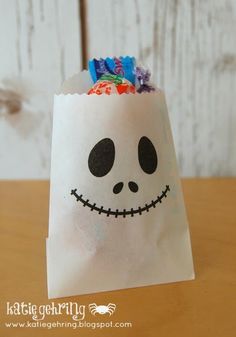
88,74 -> 136,95
88,57 -> 157,95
89,57 -> 136,85
136,66 -> 156,93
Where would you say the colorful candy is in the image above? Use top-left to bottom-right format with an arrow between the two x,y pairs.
88,57 -> 136,85
135,66 -> 155,93
87,56 -> 157,95
88,77 -> 135,95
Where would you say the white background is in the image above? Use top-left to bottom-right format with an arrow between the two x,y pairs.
0,0 -> 236,178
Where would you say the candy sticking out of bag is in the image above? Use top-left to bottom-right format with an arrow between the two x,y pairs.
136,66 -> 156,93
88,75 -> 136,95
88,56 -> 157,95
89,56 -> 136,85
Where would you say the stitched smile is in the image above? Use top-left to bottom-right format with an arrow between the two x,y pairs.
70,185 -> 170,218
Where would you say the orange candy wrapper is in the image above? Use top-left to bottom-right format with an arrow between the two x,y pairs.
88,76 -> 135,95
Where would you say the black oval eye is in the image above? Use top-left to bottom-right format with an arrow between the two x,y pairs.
138,136 -> 158,174
88,138 -> 115,177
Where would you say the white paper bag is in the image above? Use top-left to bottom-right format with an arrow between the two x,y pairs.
46,71 -> 194,299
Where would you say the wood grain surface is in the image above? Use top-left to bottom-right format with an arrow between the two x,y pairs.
0,0 -> 82,178
0,0 -> 236,178
0,179 -> 235,336
86,0 -> 236,177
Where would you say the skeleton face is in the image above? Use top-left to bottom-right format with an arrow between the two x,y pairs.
88,136 -> 157,193
70,94 -> 170,218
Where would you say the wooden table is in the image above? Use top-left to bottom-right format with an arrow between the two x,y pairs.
0,179 -> 235,337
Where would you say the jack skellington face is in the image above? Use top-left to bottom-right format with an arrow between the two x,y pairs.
71,135 -> 170,217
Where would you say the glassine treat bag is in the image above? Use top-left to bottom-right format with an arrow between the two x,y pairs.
46,70 -> 195,299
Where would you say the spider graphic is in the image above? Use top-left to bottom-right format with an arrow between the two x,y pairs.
89,303 -> 116,316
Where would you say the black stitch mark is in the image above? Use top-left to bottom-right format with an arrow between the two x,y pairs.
70,185 -> 170,218
83,199 -> 89,207
91,203 -> 96,211
123,209 -> 126,218
71,189 -> 77,195
162,190 -> 167,198
115,209 -> 119,218
131,208 -> 134,217
145,204 -> 149,212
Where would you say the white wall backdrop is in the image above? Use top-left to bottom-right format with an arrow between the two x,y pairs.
0,0 -> 82,178
0,0 -> 236,178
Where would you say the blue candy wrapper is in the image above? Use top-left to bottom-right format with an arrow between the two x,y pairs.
89,56 -> 136,85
